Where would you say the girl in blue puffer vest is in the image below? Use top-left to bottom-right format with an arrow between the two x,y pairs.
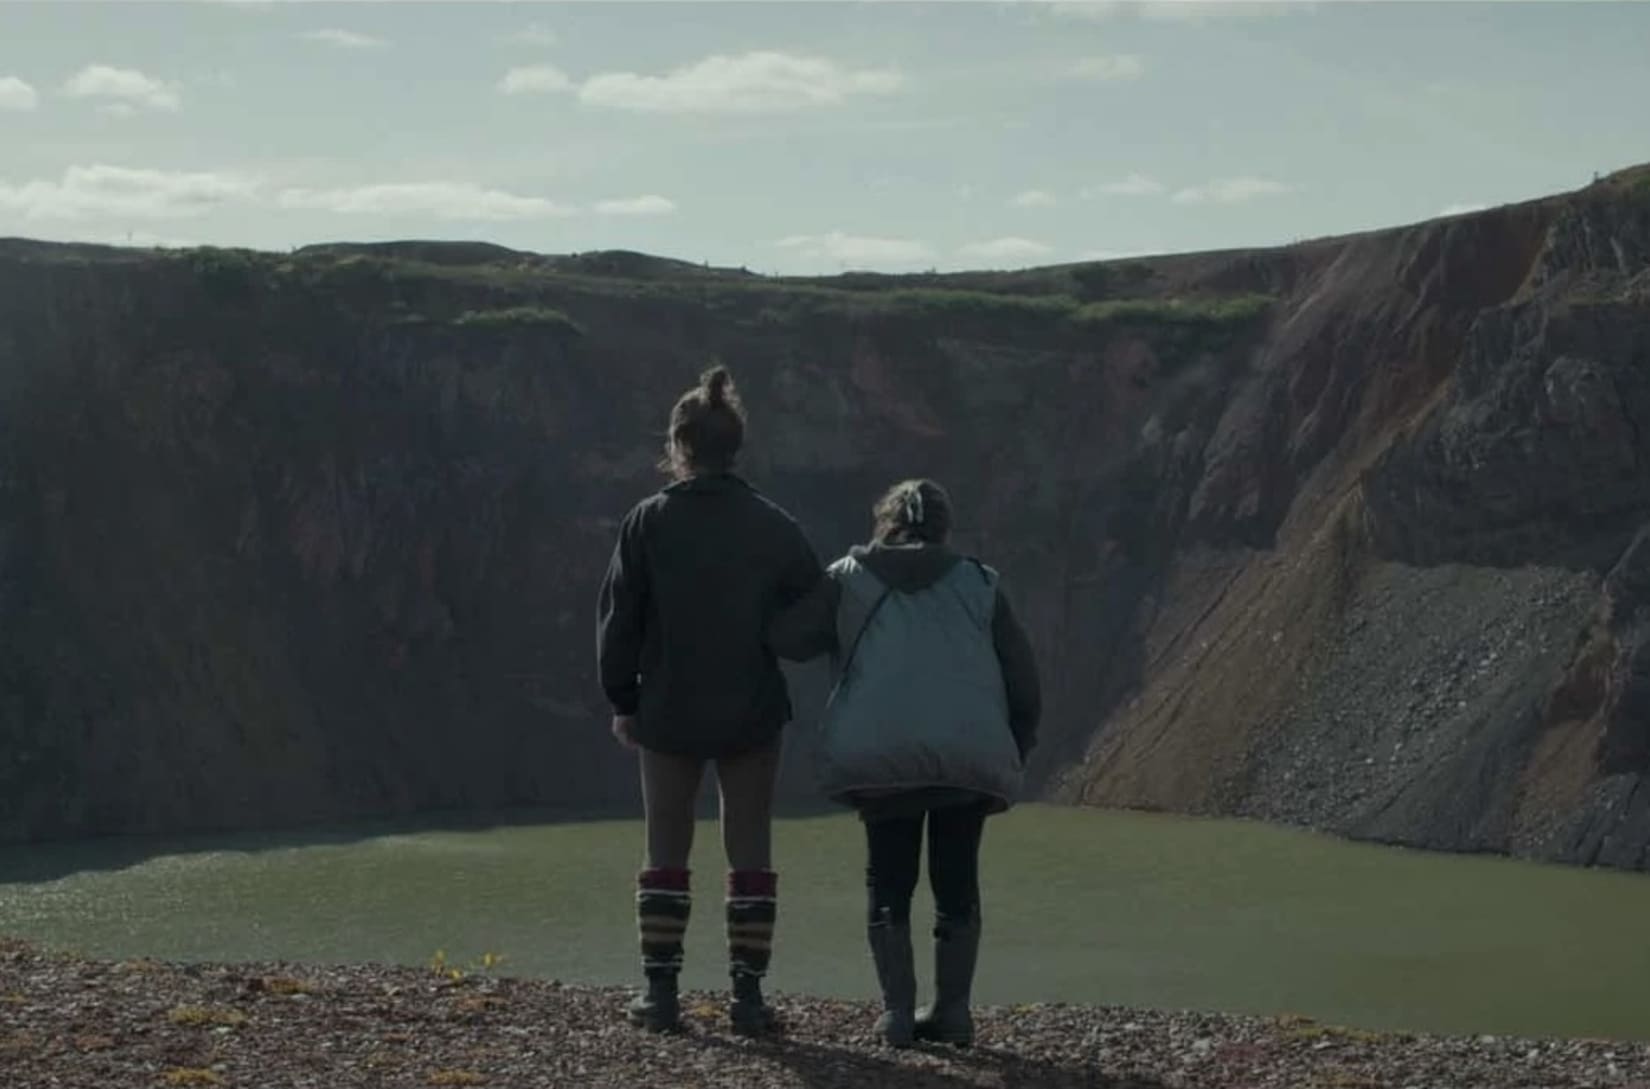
770,478 -> 1041,1048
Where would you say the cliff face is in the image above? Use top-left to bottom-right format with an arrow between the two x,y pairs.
2,167 -> 1649,869
1059,167 -> 1650,870
0,236 -> 1271,841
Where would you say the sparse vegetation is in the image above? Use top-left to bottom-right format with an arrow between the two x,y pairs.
883,288 -> 1079,320
427,1071 -> 486,1086
450,307 -> 584,336
1071,293 -> 1274,328
179,247 -> 262,303
428,949 -> 506,983
167,1005 -> 248,1028
258,975 -> 316,996
161,1069 -> 224,1086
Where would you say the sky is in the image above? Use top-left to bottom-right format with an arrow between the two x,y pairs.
2,1 -> 1648,274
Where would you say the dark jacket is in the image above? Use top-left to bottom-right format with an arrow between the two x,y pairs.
771,542 -> 1042,821
596,473 -> 821,758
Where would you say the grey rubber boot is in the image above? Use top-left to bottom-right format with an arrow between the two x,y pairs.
913,911 -> 980,1047
626,973 -> 682,1034
867,908 -> 917,1048
728,970 -> 780,1036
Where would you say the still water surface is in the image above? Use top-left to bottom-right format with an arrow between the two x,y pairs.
2,806 -> 1647,1041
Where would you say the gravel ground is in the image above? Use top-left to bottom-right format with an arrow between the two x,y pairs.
4,939 -> 1648,1089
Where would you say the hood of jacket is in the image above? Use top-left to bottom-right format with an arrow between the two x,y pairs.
849,541 -> 963,593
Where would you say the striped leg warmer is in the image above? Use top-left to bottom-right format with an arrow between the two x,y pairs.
726,870 -> 778,979
637,868 -> 691,978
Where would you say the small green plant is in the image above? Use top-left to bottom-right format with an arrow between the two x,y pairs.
429,949 -> 506,982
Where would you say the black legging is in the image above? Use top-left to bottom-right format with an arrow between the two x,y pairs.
863,803 -> 987,925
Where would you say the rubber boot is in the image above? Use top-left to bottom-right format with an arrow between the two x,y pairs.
629,867 -> 689,1033
728,970 -> 780,1037
867,907 -> 917,1048
914,911 -> 980,1047
726,870 -> 780,1037
626,972 -> 681,1034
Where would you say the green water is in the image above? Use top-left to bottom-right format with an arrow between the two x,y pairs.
2,805 -> 1648,1041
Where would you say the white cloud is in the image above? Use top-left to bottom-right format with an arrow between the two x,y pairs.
1139,1 -> 1304,21
1172,176 -> 1293,204
1069,54 -> 1146,81
595,195 -> 677,217
958,237 -> 1054,262
498,65 -> 572,95
0,76 -> 39,112
113,230 -> 200,249
1050,2 -> 1126,20
1010,189 -> 1058,209
276,181 -> 573,221
62,66 -> 181,113
1083,172 -> 1166,198
579,51 -> 902,114
508,23 -> 558,47
302,29 -> 388,50
0,165 -> 256,221
1439,201 -> 1488,217
774,231 -> 933,265
1054,1 -> 1304,21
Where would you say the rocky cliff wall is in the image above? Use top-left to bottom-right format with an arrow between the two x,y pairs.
0,238 -> 1270,840
3,167 -> 1649,870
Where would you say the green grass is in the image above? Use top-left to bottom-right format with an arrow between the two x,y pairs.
883,287 -> 1080,319
1072,293 -> 1275,328
130,245 -> 1277,341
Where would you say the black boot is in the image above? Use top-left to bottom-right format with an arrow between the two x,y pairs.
728,970 -> 780,1037
867,907 -> 916,1048
626,972 -> 682,1033
914,911 -> 980,1047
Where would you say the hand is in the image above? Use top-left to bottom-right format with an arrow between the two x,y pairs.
611,714 -> 639,751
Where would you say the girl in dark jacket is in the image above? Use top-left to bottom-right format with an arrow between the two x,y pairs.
596,366 -> 820,1036
771,479 -> 1041,1048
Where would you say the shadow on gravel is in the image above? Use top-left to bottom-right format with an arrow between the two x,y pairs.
947,1044 -> 1168,1089
695,1034 -> 1164,1089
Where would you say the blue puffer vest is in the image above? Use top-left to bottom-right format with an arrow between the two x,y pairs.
815,554 -> 1024,808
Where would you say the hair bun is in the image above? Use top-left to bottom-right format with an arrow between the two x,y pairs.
700,365 -> 734,406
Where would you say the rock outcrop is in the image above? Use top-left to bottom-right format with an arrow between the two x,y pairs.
2,167 -> 1649,871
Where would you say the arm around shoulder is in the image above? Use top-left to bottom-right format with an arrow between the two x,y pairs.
768,574 -> 841,662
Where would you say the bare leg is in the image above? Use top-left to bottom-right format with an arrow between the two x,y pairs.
639,749 -> 704,869
715,740 -> 782,1034
716,740 -> 780,872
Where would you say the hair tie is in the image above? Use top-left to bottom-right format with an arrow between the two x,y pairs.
902,487 -> 925,527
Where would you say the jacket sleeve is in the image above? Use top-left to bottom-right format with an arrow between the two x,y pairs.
991,586 -> 1042,759
596,506 -> 648,716
776,517 -> 824,609
768,575 -> 842,662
